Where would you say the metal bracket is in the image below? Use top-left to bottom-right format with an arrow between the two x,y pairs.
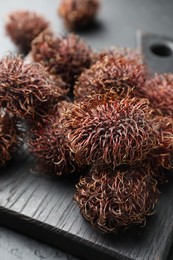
137,31 -> 173,73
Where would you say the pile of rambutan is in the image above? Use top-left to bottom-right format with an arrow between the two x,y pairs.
61,46 -> 173,233
0,53 -> 68,167
2,9 -> 173,234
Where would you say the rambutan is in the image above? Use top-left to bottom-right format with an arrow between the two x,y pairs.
31,29 -> 59,66
31,30 -> 93,86
0,112 -> 23,166
0,55 -> 63,121
5,10 -> 49,53
95,47 -> 146,64
74,48 -> 147,100
136,73 -> 173,117
151,116 -> 173,169
62,93 -> 156,167
58,0 -> 100,30
74,164 -> 159,233
28,101 -> 78,176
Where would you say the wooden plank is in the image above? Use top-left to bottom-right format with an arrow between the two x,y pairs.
0,226 -> 78,260
0,1 -> 173,260
0,149 -> 173,260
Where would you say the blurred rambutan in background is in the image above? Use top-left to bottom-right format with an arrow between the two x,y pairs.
5,10 -> 49,54
62,93 -> 157,168
31,30 -> 93,87
74,164 -> 159,233
58,0 -> 100,30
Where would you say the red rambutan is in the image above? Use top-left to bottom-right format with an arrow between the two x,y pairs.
0,55 -> 64,121
0,111 -> 23,166
151,116 -> 173,169
74,164 -> 159,233
58,0 -> 100,30
74,48 -> 147,100
31,29 -> 93,86
136,73 -> 173,117
95,47 -> 146,64
5,10 -> 49,53
28,101 -> 78,176
62,93 -> 156,167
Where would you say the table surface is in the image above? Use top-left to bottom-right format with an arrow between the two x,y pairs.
0,0 -> 173,259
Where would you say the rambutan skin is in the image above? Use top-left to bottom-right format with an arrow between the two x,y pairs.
0,55 -> 63,121
31,30 -> 93,85
62,94 -> 156,168
74,48 -> 147,100
74,164 -> 159,233
5,10 -> 49,53
28,103 -> 78,176
94,47 -> 146,65
58,0 -> 100,30
31,29 -> 59,68
53,100 -> 73,119
136,73 -> 173,117
151,116 -> 173,169
0,112 -> 23,166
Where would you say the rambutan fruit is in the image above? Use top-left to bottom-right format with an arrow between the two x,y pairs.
151,116 -> 173,169
136,73 -> 173,117
0,112 -> 23,166
31,30 -> 93,86
58,0 -> 100,30
28,101 -> 78,176
5,10 -> 49,54
74,48 -> 147,100
62,93 -> 156,168
0,55 -> 64,121
74,164 -> 159,233
95,47 -> 146,64
31,29 -> 59,67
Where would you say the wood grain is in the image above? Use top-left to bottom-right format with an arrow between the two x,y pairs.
0,227 -> 78,260
0,148 -> 173,260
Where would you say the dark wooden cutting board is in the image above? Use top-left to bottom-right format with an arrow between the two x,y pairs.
0,149 -> 173,260
0,1 -> 173,260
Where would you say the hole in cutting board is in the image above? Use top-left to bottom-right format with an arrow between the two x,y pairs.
150,43 -> 172,57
